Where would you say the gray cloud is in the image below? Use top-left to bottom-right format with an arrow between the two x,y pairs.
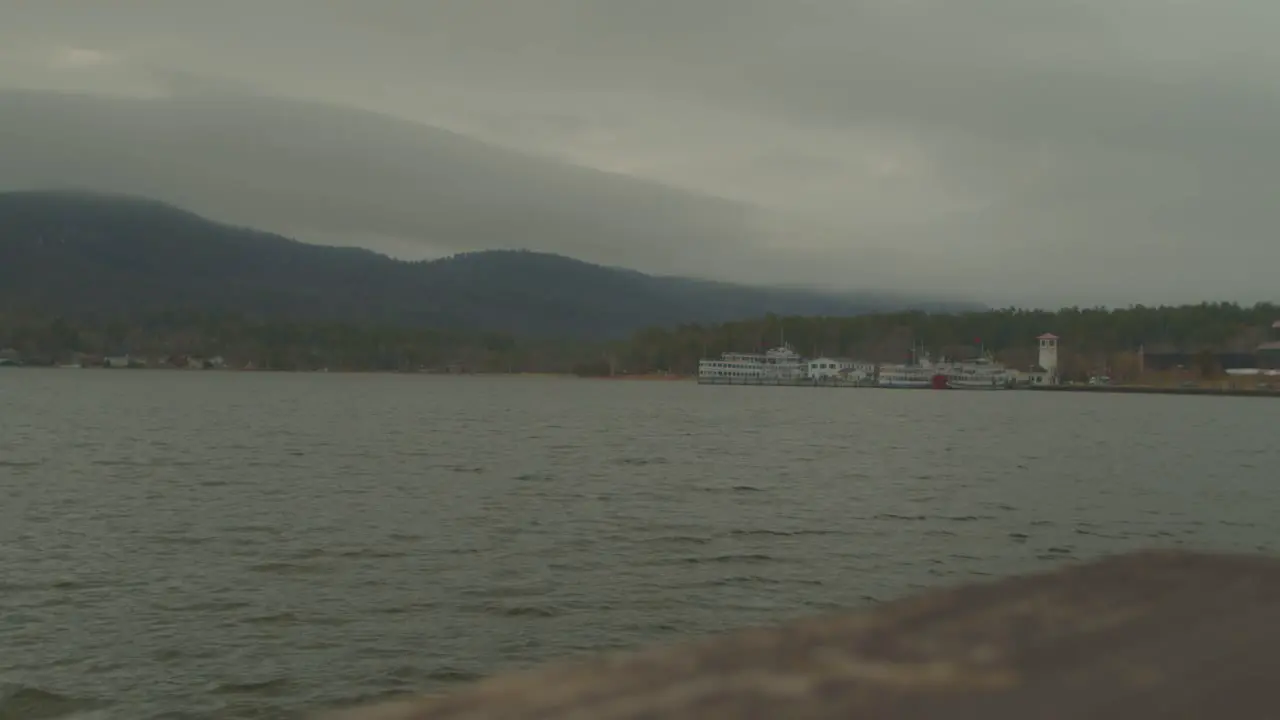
2,0 -> 1278,307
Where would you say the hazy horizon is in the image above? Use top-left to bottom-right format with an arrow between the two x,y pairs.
3,0 -> 1279,309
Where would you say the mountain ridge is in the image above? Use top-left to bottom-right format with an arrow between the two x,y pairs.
0,191 -> 980,339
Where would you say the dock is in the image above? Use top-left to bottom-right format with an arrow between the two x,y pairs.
1026,384 -> 1280,398
320,550 -> 1280,719
697,378 -> 1280,397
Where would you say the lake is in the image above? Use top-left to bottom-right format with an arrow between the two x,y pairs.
1,370 -> 1275,718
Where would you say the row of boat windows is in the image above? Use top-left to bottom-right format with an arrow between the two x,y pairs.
702,361 -> 860,370
702,372 -> 1045,383
703,362 -> 1018,377
701,362 -> 799,368
701,370 -> 870,378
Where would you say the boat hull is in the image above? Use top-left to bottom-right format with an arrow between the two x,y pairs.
946,382 -> 1012,390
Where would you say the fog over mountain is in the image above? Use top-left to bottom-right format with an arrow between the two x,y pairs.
2,0 -> 1279,307
0,89 -> 782,282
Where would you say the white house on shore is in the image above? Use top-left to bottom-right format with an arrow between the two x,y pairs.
805,357 -> 875,383
1004,334 -> 1061,386
1012,333 -> 1060,385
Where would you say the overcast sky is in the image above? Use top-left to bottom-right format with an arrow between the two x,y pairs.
2,0 -> 1278,307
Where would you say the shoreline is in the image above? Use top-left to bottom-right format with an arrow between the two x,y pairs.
1025,383 -> 1280,397
0,365 -> 578,376
8,366 -> 1278,396
322,551 -> 1280,720
1,366 -> 686,380
580,374 -> 691,381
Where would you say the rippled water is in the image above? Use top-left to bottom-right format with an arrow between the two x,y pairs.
1,370 -> 1276,718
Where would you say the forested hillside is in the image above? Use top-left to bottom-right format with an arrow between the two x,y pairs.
2,192 -> 1270,375
0,191 -> 970,340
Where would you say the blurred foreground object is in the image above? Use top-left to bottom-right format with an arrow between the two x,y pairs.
320,550 -> 1279,719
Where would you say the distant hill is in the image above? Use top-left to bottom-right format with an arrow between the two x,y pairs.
0,191 -> 979,339
0,89 -> 979,295
0,89 -> 775,278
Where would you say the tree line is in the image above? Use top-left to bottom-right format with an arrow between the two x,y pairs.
2,302 -> 1276,377
0,310 -> 575,372
587,302 -> 1280,379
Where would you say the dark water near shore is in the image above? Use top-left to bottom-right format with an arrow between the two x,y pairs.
1,370 -> 1276,719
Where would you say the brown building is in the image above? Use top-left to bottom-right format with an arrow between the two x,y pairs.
1259,342 -> 1280,370
1141,351 -> 1257,372
1260,321 -> 1280,369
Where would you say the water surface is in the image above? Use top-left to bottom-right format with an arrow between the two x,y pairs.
1,371 -> 1275,718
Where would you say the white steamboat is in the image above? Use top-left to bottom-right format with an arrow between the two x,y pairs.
938,355 -> 1014,390
877,348 -> 940,389
697,345 -> 807,382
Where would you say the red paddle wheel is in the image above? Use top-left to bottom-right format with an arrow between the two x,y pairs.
930,373 -> 950,389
